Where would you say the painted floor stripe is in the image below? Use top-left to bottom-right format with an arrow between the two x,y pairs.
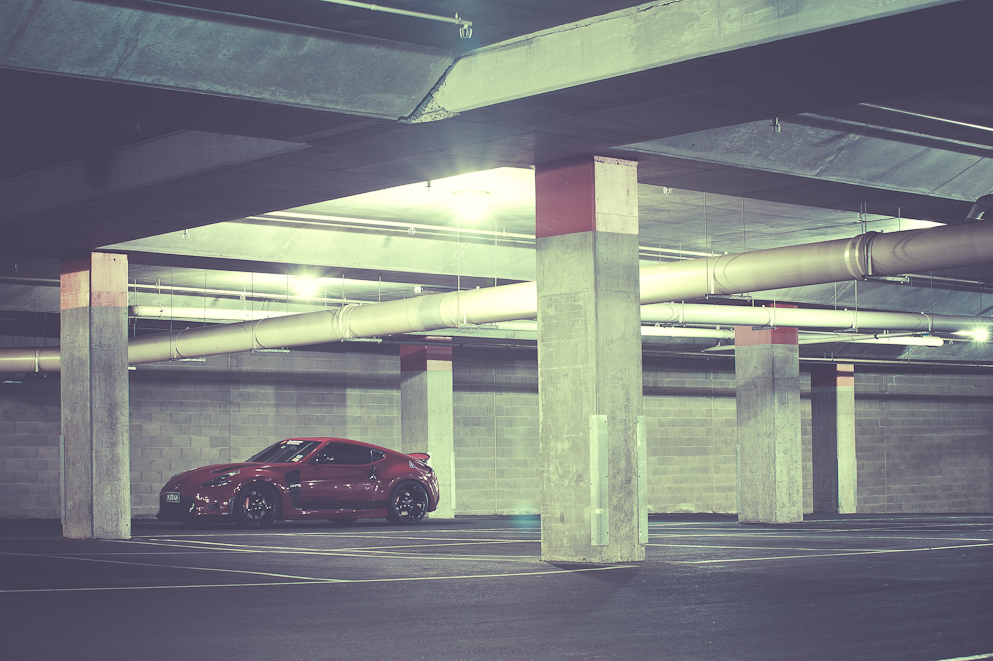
670,541 -> 993,564
931,654 -> 993,661
131,538 -> 544,564
0,550 -> 341,582
0,563 -> 633,594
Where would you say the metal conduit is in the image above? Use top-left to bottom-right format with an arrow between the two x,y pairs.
3,202 -> 993,372
640,303 -> 990,333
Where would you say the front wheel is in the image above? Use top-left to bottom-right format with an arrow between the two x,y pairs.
386,481 -> 429,525
233,483 -> 279,528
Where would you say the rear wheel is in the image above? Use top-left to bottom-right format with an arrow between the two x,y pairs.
233,483 -> 279,528
386,481 -> 428,525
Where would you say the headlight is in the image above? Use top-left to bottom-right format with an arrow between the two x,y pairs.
202,470 -> 240,488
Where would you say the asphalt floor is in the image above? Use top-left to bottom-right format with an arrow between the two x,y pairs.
1,513 -> 992,661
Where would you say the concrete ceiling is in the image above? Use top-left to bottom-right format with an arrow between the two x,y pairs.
2,0 -> 993,364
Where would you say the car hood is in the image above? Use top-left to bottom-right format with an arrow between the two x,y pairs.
163,463 -> 273,488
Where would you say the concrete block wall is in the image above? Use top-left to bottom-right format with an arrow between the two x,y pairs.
453,347 -> 540,515
641,359 -> 817,515
643,364 -> 738,513
1,344 -> 991,519
855,373 -> 993,513
0,374 -> 61,519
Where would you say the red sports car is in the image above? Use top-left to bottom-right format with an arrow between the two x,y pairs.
157,437 -> 440,527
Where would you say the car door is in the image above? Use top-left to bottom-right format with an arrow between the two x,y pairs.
299,443 -> 385,512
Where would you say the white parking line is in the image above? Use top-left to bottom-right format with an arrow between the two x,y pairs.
130,537 -> 544,563
0,550 -> 340,582
931,654 -> 993,661
0,560 -> 634,594
669,541 -> 993,564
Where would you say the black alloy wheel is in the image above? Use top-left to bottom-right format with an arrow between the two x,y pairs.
234,483 -> 279,528
387,481 -> 428,525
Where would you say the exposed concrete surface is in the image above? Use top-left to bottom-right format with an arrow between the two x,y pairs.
1,514 -> 991,660
0,0 -> 455,118
59,254 -> 130,539
429,0 -> 958,116
811,364 -> 858,514
735,338 -> 803,524
401,345 -> 456,519
536,157 -> 643,562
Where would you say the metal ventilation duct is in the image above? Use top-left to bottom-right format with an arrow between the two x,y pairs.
3,206 -> 993,373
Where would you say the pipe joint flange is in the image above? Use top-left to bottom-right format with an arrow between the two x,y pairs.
337,303 -> 361,340
843,231 -> 879,280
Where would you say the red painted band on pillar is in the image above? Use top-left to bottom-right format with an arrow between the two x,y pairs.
811,364 -> 855,388
535,156 -> 596,239
60,253 -> 127,310
400,344 -> 453,372
734,325 -> 799,346
734,303 -> 799,346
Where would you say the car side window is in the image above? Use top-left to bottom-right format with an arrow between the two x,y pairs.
312,443 -> 374,465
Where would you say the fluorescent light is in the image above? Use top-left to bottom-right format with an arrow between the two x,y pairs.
293,276 -> 321,298
953,328 -> 991,342
452,190 -> 490,223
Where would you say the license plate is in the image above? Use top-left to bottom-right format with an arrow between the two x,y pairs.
165,492 -> 181,503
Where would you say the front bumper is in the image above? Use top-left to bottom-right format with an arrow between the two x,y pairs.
156,492 -> 229,521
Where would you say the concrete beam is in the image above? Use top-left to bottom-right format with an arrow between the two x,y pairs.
0,0 -> 455,119
109,221 -> 537,283
416,0 -> 958,120
1,131 -> 305,224
623,116 -> 993,210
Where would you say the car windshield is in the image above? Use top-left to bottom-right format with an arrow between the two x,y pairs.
247,439 -> 322,464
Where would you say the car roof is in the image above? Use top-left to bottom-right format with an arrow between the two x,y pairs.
284,437 -> 391,452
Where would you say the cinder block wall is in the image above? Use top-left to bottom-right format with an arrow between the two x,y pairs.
128,351 -> 400,517
856,373 -> 993,513
643,360 -> 817,515
453,347 -> 539,515
0,374 -> 60,519
1,346 -> 991,519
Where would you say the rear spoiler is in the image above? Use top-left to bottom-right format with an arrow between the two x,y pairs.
407,452 -> 430,462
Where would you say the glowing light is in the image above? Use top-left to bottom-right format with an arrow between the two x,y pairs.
452,190 -> 490,223
953,328 -> 991,342
293,276 -> 321,298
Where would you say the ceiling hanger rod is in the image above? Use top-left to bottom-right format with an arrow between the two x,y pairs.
317,0 -> 472,36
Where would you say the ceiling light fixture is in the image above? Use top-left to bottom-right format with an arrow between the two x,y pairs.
293,276 -> 321,298
953,328 -> 991,342
452,190 -> 490,223
317,0 -> 472,38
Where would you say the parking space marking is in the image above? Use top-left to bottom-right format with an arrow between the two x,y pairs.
931,654 -> 993,661
131,537 -> 544,563
0,553 -> 633,595
651,532 -> 992,543
668,541 -> 993,564
0,549 -> 342,582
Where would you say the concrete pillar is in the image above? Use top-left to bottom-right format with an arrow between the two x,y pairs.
811,363 -> 857,514
536,155 -> 646,563
400,343 -> 455,519
734,321 -> 802,524
60,253 -> 130,539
